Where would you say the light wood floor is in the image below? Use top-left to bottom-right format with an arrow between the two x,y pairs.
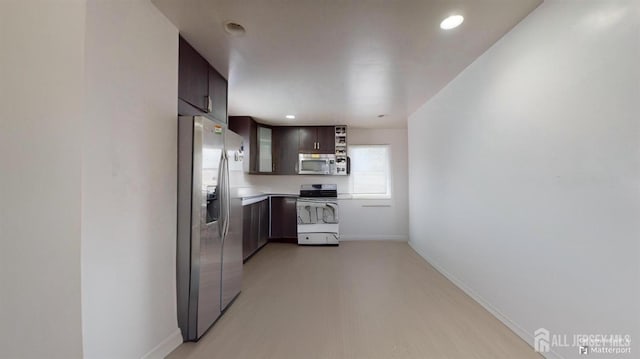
168,241 -> 540,359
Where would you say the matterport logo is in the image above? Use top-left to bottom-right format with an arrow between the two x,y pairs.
534,328 -> 551,353
534,328 -> 632,355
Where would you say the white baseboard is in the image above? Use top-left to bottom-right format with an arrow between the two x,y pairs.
407,240 -> 564,359
340,234 -> 408,241
141,328 -> 183,359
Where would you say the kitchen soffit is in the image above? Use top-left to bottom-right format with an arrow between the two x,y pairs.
152,0 -> 542,129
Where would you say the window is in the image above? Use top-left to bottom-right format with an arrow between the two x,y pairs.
348,145 -> 391,199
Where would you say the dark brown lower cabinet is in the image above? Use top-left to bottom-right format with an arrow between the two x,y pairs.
258,199 -> 269,247
242,205 -> 256,260
270,196 -> 298,243
243,198 -> 269,261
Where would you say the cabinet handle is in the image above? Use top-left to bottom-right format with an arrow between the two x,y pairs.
205,96 -> 212,113
317,142 -> 320,150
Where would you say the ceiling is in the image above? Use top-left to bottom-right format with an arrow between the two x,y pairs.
152,0 -> 542,128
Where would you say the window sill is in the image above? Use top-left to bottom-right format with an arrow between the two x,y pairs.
337,195 -> 393,207
349,195 -> 391,200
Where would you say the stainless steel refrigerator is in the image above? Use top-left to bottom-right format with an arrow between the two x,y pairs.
177,116 -> 243,341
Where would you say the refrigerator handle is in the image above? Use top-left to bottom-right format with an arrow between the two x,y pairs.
218,152 -> 226,239
223,153 -> 231,239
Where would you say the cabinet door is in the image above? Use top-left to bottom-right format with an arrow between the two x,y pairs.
257,126 -> 273,173
178,37 -> 209,112
243,203 -> 261,261
315,126 -> 335,154
209,68 -> 227,123
242,205 -> 252,260
229,116 -> 258,173
272,127 -> 299,174
258,199 -> 269,247
270,197 -> 298,240
297,127 -> 316,153
250,203 -> 260,252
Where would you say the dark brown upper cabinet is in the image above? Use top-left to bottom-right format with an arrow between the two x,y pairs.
228,116 -> 258,173
178,36 -> 228,123
178,37 -> 209,113
256,125 -> 273,173
208,67 -> 227,124
272,127 -> 299,174
298,127 -> 315,153
298,126 -> 335,154
229,116 -> 274,174
229,119 -> 341,175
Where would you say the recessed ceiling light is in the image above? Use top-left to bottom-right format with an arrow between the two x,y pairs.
440,15 -> 464,30
286,115 -> 296,119
224,21 -> 246,37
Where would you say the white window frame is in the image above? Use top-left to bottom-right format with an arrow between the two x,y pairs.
348,144 -> 392,199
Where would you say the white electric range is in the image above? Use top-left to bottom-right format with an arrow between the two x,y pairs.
296,184 -> 339,245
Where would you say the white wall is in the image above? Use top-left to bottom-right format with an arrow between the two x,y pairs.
82,0 -> 181,358
408,1 -> 639,358
0,1 -> 86,357
246,128 -> 409,240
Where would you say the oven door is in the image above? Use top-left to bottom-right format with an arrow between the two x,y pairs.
296,199 -> 339,245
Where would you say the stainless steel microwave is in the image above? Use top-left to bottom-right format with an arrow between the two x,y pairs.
298,153 -> 337,175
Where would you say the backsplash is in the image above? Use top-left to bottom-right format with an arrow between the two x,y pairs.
244,174 -> 351,195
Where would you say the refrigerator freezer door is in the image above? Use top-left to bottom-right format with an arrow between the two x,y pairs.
221,130 -> 244,310
195,117 -> 226,337
177,116 -> 225,341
